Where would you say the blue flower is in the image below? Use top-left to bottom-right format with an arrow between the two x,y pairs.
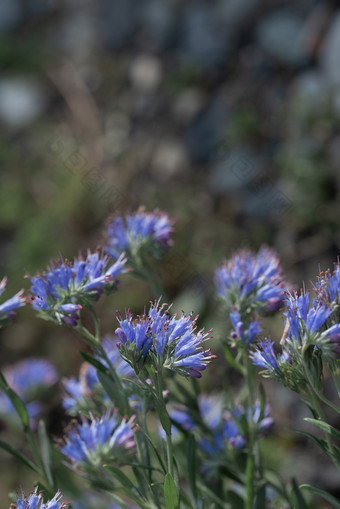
115,301 -> 215,378
215,247 -> 285,313
0,358 -> 58,425
314,263 -> 340,306
250,338 -> 288,371
0,277 -> 25,326
60,412 -> 136,469
16,487 -> 68,509
106,207 -> 173,261
284,291 -> 334,347
63,336 -> 135,414
30,251 -> 127,325
229,310 -> 261,344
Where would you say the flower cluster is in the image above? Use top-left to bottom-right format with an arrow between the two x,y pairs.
16,487 -> 68,509
115,300 -> 215,378
215,247 -> 285,315
167,395 -> 273,455
63,336 -> 135,415
60,412 -> 137,471
30,251 -> 127,325
0,277 -> 25,327
0,358 -> 58,424
314,263 -> 340,307
106,207 -> 173,262
284,290 -> 340,356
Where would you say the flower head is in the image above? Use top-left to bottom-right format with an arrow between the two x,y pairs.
16,487 -> 68,509
314,263 -> 340,307
60,412 -> 137,470
215,247 -> 285,314
106,207 -> 173,261
0,358 -> 58,424
0,277 -> 25,326
30,251 -> 127,325
115,300 -> 215,378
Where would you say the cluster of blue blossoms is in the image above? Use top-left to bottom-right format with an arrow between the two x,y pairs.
30,251 -> 127,325
16,488 -> 68,509
215,247 -> 285,348
166,395 -> 273,455
115,300 -> 215,378
60,412 -> 137,471
251,262 -> 340,389
106,207 -> 173,261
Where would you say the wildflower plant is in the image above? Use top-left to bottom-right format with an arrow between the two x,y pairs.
2,208 -> 340,509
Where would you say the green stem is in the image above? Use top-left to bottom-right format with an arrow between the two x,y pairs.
245,354 -> 255,509
155,370 -> 174,477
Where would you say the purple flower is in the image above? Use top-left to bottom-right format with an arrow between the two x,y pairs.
0,277 -> 25,326
284,290 -> 335,347
115,300 -> 215,378
229,310 -> 261,344
250,338 -> 286,371
16,487 -> 68,509
215,247 -> 285,313
0,358 -> 58,424
106,207 -> 173,261
30,251 -> 127,325
60,412 -> 137,468
314,263 -> 340,306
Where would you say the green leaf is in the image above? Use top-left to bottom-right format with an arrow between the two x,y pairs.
104,465 -> 135,490
38,420 -> 54,487
0,439 -> 39,473
305,418 -> 340,441
223,344 -> 243,372
154,398 -> 172,436
96,370 -> 126,414
254,485 -> 266,509
139,428 -> 166,473
258,383 -> 266,420
199,484 -> 228,508
291,478 -> 308,509
290,427 -> 329,454
164,473 -> 178,509
0,372 -> 29,430
187,434 -> 197,500
80,351 -> 108,374
300,484 -> 340,508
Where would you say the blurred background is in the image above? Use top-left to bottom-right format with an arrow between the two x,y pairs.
0,0 -> 340,506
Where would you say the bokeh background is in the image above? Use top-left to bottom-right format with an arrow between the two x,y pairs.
1,0 -> 340,506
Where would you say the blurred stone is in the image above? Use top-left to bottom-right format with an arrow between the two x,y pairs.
101,0 -> 141,50
216,0 -> 259,28
209,148 -> 259,194
185,99 -> 226,163
0,0 -> 22,33
173,88 -> 206,124
141,0 -> 178,49
151,138 -> 189,178
320,11 -> 340,86
256,10 -> 307,66
179,2 -> 230,69
129,55 -> 162,92
0,78 -> 45,129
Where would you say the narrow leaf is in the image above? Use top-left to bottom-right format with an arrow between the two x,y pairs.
305,418 -> 340,441
104,465 -> 135,490
187,434 -> 197,500
300,484 -> 340,508
80,351 -> 108,374
38,420 -> 54,487
0,439 -> 39,473
291,478 -> 308,509
164,473 -> 178,509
